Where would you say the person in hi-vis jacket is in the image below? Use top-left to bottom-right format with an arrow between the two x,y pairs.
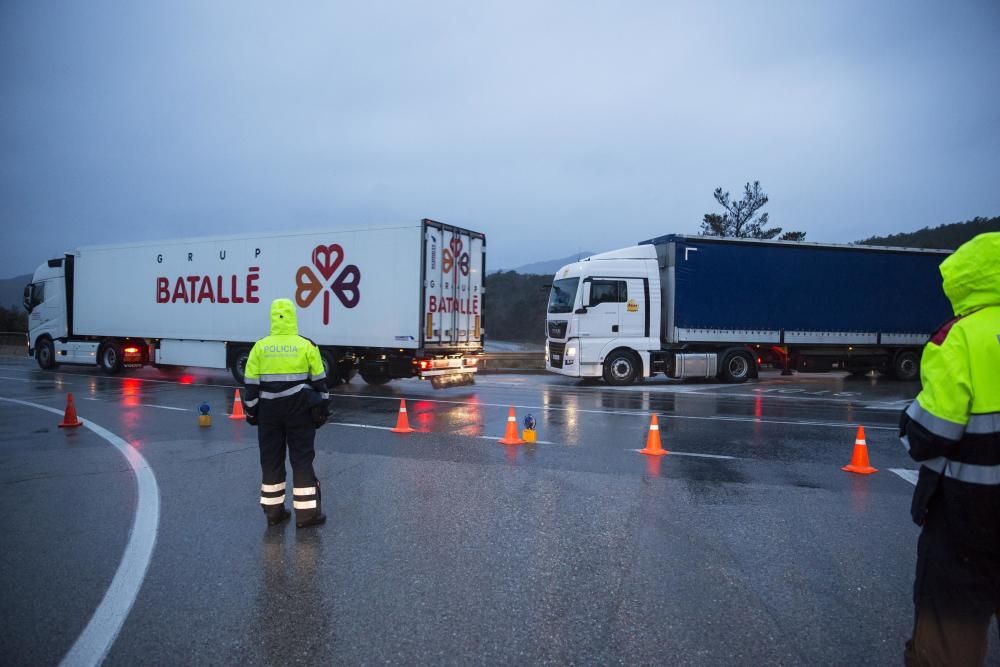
242,298 -> 330,528
899,232 -> 1000,666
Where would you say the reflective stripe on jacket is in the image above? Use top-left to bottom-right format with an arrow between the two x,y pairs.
900,232 -> 1000,554
243,298 -> 328,417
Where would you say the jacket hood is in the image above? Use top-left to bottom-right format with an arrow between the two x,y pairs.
269,298 -> 299,335
940,232 -> 1000,316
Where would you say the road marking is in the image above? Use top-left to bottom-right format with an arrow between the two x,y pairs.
329,421 -> 557,444
890,468 -> 919,486
477,435 -> 556,445
627,448 -> 737,460
330,421 -> 394,431
0,396 -> 161,667
81,396 -> 190,412
0,374 -> 32,382
0,365 -> 901,432
343,393 -> 899,432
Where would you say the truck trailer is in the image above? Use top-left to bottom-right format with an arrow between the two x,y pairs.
545,234 -> 952,385
24,219 -> 485,388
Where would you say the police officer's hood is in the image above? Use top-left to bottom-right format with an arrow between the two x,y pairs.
940,232 -> 1000,317
270,298 -> 299,336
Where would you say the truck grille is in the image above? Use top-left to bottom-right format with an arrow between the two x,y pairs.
549,342 -> 566,368
548,321 -> 567,339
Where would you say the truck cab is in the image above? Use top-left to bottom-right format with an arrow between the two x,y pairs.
25,260 -> 70,367
545,245 -> 662,385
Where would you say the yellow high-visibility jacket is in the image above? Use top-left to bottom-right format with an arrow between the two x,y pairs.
901,232 -> 1000,553
242,299 -> 328,419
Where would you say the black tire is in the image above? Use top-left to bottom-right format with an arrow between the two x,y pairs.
99,341 -> 124,375
603,350 -> 640,386
230,346 -> 251,384
891,350 -> 920,382
36,337 -> 58,370
359,369 -> 391,386
319,350 -> 343,387
720,351 -> 754,383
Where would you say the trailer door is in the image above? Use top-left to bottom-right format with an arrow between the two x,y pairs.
422,221 -> 484,348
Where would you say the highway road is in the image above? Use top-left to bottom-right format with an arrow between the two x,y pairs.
1,358 -> 997,665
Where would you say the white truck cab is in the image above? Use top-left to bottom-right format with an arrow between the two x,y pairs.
545,245 -> 662,384
25,259 -> 81,368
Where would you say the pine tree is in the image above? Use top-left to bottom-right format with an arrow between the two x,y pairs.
700,181 -> 805,241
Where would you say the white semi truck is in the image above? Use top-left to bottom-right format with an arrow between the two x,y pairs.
545,234 -> 952,385
24,219 -> 485,388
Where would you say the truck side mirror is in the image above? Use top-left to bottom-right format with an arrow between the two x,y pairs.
581,282 -> 592,308
23,284 -> 33,313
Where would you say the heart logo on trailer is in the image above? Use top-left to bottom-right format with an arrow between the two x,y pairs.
295,244 -> 361,324
442,237 -> 470,277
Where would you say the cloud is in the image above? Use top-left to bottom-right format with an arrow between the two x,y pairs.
1,0 -> 998,275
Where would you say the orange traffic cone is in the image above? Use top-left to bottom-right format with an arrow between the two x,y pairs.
229,389 -> 246,420
391,399 -> 415,433
499,406 -> 524,445
58,393 -> 83,428
638,414 -> 668,456
842,425 -> 877,474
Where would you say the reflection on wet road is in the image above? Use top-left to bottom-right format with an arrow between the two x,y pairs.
2,358 -> 996,664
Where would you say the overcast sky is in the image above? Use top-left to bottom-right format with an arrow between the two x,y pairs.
2,1 -> 998,278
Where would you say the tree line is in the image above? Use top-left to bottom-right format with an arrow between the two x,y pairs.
0,306 -> 27,332
857,216 -> 1000,249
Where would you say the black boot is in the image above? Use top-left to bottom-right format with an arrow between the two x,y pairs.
294,479 -> 325,528
266,508 -> 291,526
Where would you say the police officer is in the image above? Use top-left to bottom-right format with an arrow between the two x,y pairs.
242,298 -> 330,528
900,232 -> 1000,665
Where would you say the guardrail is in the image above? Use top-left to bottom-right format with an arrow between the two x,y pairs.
0,331 -> 28,358
479,352 -> 546,374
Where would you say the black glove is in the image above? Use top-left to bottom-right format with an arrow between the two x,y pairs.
310,405 -> 329,428
245,414 -> 258,426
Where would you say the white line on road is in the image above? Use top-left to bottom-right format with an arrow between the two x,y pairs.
330,421 -> 557,444
330,421 -> 394,431
0,396 -> 161,667
627,448 -> 737,460
344,392 -> 899,432
890,468 -> 920,486
81,396 -> 190,412
0,365 -> 900,432
477,435 -> 556,445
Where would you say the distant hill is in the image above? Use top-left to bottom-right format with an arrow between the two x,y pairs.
0,274 -> 31,310
858,216 -> 1000,250
493,252 -> 596,276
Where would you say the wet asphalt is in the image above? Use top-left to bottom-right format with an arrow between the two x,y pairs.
1,357 -> 997,665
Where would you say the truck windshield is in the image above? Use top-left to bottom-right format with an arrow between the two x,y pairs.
547,278 -> 579,314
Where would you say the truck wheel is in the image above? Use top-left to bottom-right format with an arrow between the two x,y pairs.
230,347 -> 251,384
359,369 -> 391,386
603,350 -> 639,386
36,337 -> 58,370
319,350 -> 342,387
721,351 -> 754,383
99,341 -> 124,375
891,350 -> 920,382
